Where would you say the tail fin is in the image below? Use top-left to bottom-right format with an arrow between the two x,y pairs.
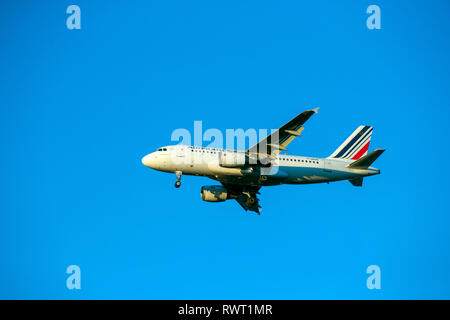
328,126 -> 373,160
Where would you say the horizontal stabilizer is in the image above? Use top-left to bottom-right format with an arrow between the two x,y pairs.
347,149 -> 385,169
349,177 -> 363,187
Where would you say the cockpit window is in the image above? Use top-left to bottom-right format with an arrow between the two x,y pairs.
157,148 -> 162,151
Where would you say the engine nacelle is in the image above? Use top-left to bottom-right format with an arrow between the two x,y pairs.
200,185 -> 228,202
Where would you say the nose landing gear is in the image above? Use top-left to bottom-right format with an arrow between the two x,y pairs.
174,171 -> 182,188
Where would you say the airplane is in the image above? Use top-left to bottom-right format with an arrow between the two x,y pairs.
141,108 -> 384,214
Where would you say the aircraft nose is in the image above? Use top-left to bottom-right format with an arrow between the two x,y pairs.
141,153 -> 154,168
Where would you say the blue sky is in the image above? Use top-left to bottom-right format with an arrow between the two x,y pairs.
1,0 -> 450,299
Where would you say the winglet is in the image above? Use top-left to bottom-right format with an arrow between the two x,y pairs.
311,107 -> 319,114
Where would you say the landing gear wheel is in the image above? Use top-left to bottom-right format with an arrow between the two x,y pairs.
246,197 -> 256,207
258,175 -> 268,184
174,170 -> 182,188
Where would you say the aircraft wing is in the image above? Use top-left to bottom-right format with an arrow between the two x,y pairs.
247,108 -> 319,158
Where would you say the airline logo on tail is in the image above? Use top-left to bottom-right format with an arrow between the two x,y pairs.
329,125 -> 373,160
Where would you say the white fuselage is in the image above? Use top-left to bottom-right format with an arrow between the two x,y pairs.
142,145 -> 380,186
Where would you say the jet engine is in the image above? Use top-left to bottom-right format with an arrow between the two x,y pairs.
200,185 -> 228,202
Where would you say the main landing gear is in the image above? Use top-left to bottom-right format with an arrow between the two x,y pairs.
174,171 -> 182,188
